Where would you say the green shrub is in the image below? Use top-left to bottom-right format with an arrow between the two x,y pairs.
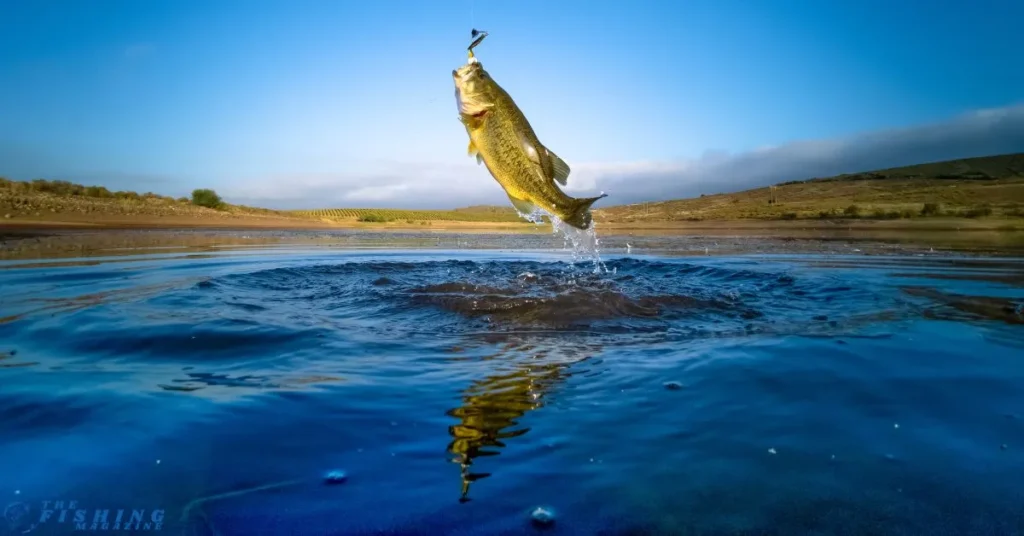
191,189 -> 224,209
920,203 -> 942,216
358,213 -> 390,223
843,204 -> 860,217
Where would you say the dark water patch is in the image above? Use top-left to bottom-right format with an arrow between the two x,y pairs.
903,287 -> 1024,325
0,278 -> 205,325
39,320 -> 329,364
158,372 -> 346,393
891,271 -> 1024,287
0,393 -> 104,438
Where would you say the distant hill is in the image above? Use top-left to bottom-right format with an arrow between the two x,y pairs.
0,177 -> 303,223
594,152 -> 1024,223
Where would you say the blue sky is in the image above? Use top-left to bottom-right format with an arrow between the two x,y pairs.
1,0 -> 1022,209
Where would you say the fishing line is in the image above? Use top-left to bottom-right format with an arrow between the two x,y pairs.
178,477 -> 307,527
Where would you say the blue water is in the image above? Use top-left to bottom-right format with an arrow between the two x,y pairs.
2,238 -> 1024,535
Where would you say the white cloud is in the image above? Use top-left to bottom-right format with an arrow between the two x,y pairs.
228,103 -> 1024,210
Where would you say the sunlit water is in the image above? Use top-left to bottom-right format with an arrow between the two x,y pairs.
2,231 -> 1024,535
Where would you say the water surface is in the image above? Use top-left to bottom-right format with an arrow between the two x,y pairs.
2,231 -> 1023,535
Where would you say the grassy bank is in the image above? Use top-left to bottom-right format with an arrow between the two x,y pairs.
2,152 -> 1023,231
293,206 -> 526,224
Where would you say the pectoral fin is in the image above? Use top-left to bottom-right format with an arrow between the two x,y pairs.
467,140 -> 483,165
506,193 -> 538,217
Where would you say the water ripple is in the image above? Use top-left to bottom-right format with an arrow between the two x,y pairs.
1,247 -> 1023,534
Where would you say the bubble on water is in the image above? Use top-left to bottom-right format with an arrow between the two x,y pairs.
324,470 -> 348,484
530,506 -> 556,527
518,271 -> 538,282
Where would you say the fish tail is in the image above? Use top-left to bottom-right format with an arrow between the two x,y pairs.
561,193 -> 607,230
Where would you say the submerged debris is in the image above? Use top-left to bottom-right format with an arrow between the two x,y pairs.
663,381 -> 684,391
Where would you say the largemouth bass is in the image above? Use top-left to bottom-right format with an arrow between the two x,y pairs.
452,54 -> 605,230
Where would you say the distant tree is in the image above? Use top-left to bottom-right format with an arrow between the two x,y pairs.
191,189 -> 224,209
920,203 -> 942,216
843,204 -> 860,217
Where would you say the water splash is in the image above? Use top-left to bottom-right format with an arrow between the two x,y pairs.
550,216 -> 608,274
514,205 -> 608,274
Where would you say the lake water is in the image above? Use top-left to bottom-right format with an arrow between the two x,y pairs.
2,229 -> 1024,535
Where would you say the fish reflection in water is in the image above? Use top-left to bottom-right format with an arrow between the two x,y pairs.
445,338 -> 595,502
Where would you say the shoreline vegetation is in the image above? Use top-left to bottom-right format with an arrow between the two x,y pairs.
1,152 -> 1022,232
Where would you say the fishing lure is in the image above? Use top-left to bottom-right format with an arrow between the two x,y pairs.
468,28 -> 487,59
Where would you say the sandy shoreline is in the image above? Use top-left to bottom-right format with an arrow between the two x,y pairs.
2,216 -> 1024,263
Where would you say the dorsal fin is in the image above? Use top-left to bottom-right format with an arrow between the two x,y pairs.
543,147 -> 570,186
